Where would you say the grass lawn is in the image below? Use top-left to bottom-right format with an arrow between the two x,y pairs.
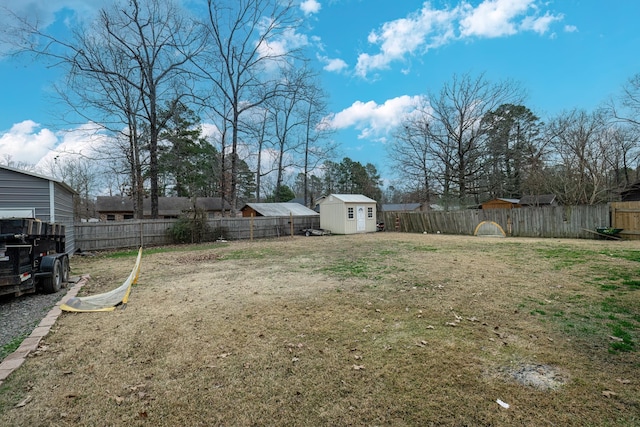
0,233 -> 639,426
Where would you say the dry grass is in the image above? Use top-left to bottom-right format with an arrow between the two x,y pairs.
1,233 -> 639,426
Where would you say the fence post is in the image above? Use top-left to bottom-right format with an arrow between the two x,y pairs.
290,212 -> 293,237
250,213 -> 254,241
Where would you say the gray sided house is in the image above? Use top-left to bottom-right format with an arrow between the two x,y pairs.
96,196 -> 231,220
0,165 -> 77,254
319,194 -> 377,234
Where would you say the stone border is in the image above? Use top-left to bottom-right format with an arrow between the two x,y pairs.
0,275 -> 90,387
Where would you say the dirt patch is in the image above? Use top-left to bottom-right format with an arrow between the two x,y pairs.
0,233 -> 638,426
508,364 -> 567,390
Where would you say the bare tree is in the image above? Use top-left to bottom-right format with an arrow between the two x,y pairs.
428,73 -> 524,205
545,109 -> 612,205
607,73 -> 640,188
388,111 -> 437,207
13,0 -> 206,218
397,73 -> 523,208
198,0 -> 302,213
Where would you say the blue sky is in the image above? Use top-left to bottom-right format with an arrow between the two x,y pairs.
1,0 -> 639,185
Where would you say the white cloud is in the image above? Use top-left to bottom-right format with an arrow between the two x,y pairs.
300,0 -> 321,16
354,0 -> 564,78
564,24 -> 578,33
0,120 -> 57,165
459,0 -> 532,37
327,95 -> 424,140
519,11 -> 563,35
317,54 -> 348,73
0,120 -> 115,172
355,4 -> 459,77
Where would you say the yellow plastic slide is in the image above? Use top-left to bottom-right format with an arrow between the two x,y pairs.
61,247 -> 142,312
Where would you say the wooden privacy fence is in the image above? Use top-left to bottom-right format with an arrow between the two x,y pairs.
381,205 -> 611,239
74,215 -> 320,251
610,202 -> 640,240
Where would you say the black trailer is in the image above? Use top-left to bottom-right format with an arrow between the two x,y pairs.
0,218 -> 70,297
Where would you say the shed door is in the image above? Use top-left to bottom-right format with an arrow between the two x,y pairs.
356,206 -> 366,232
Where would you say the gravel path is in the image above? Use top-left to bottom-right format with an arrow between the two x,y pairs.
0,291 -> 66,358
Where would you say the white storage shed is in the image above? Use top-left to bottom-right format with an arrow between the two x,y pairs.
319,194 -> 377,234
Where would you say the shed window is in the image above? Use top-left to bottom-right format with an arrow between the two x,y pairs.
106,214 -> 115,221
367,207 -> 373,218
347,207 -> 354,219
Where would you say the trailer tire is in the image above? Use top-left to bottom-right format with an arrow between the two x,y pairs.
305,230 -> 311,237
41,259 -> 62,293
61,255 -> 70,283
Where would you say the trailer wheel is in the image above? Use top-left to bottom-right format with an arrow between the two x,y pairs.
41,259 -> 62,293
305,230 -> 311,237
61,255 -> 70,283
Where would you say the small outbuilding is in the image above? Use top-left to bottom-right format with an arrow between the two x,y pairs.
0,165 -> 77,254
240,202 -> 319,217
319,194 -> 377,234
620,183 -> 640,202
481,198 -> 521,209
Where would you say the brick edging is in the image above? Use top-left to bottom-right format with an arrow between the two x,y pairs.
0,275 -> 91,387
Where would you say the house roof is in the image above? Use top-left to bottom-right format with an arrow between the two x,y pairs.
322,194 -> 377,204
0,165 -> 78,195
483,198 -> 520,205
96,196 -> 231,215
241,203 -> 319,216
382,203 -> 422,212
519,194 -> 556,206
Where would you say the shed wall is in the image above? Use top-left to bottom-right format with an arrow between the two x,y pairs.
320,197 -> 347,233
320,197 -> 377,234
0,168 -> 76,254
53,182 -> 76,254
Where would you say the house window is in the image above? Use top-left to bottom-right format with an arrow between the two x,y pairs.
367,207 -> 373,218
106,214 -> 115,221
124,214 -> 134,220
347,207 -> 354,219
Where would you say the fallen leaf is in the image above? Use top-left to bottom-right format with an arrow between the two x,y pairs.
616,378 -> 631,385
352,364 -> 365,370
602,390 -> 617,398
354,355 -> 362,360
15,395 -> 32,408
426,325 -> 435,329
114,396 -> 124,405
291,357 -> 300,363
217,352 -> 232,359
445,322 -> 457,327
609,336 -> 624,342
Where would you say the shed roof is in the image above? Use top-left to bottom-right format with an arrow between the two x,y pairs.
0,165 -> 77,194
241,203 -> 319,216
322,194 -> 377,203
